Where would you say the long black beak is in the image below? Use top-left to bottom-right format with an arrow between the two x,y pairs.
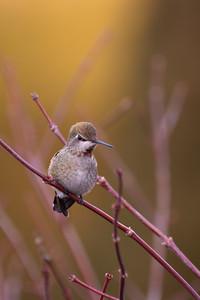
95,139 -> 113,148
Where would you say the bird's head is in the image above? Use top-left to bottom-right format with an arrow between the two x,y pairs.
67,122 -> 112,154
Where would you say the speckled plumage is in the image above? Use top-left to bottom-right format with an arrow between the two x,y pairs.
48,146 -> 97,195
48,122 -> 112,216
48,122 -> 97,195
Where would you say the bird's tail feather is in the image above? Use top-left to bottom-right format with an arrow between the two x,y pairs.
53,193 -> 75,217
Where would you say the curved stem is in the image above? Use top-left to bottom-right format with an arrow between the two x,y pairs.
0,137 -> 199,300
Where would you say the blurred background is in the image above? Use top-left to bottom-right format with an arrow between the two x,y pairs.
0,1 -> 200,299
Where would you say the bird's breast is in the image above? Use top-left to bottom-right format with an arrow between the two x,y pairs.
48,151 -> 97,195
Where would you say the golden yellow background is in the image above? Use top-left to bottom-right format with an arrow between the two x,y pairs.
0,1 -> 200,299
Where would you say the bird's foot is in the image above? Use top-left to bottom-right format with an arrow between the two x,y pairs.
77,195 -> 84,205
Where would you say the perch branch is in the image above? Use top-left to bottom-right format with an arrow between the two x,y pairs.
0,137 -> 199,299
98,176 -> 200,279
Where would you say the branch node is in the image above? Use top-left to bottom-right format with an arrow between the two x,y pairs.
97,176 -> 106,186
112,234 -> 120,243
126,227 -> 133,237
35,236 -> 43,245
116,168 -> 122,178
162,236 -> 173,247
43,254 -> 51,263
30,92 -> 39,101
105,272 -> 114,280
50,123 -> 58,132
112,202 -> 123,210
118,269 -> 128,278
68,274 -> 76,282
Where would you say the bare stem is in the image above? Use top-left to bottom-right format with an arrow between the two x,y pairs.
44,257 -> 71,300
0,202 -> 42,298
30,93 -> 67,145
147,55 -> 170,300
62,224 -> 99,300
69,274 -> 118,300
147,56 -> 188,300
113,170 -> 126,300
42,264 -> 51,300
77,111 -> 153,215
99,273 -> 113,300
35,236 -> 71,300
38,30 -> 112,156
101,97 -> 133,129
98,176 -> 200,279
0,137 -> 199,299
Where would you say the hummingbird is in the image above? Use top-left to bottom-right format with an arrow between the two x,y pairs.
48,122 -> 112,217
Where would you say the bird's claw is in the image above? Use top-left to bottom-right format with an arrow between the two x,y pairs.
77,195 -> 84,205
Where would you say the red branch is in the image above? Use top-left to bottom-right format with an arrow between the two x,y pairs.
98,176 -> 200,279
30,93 -> 67,145
69,274 -> 118,300
0,137 -> 199,299
44,256 -> 71,300
42,264 -> 51,300
38,30 -> 112,157
31,91 -> 200,282
99,273 -> 113,300
113,170 -> 126,300
35,235 -> 71,300
29,57 -> 200,285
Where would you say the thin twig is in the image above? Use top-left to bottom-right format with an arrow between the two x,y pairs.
99,273 -> 113,300
2,60 -> 37,152
39,30 -> 112,156
169,279 -> 200,300
30,93 -> 67,145
126,281 -> 145,300
147,55 -> 187,300
159,82 -> 187,139
98,176 -> 200,279
113,170 -> 126,300
148,55 -> 170,300
69,274 -> 118,300
62,223 -> 99,300
42,264 -> 50,300
0,138 -> 199,299
101,97 -> 133,129
35,236 -> 72,300
0,202 -> 42,297
44,257 -> 71,300
77,108 -> 153,216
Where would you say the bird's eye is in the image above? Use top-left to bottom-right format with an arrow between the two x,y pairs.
77,135 -> 86,141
